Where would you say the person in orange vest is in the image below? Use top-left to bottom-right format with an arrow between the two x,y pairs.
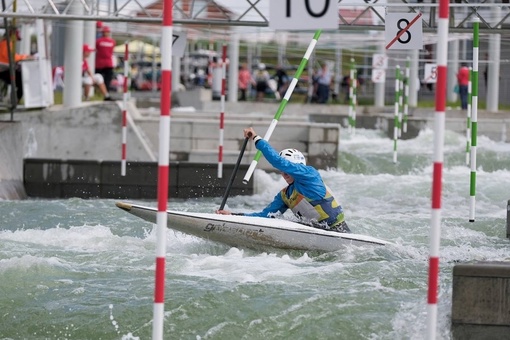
0,28 -> 32,103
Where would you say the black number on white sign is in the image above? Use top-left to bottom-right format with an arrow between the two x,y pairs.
286,0 -> 331,18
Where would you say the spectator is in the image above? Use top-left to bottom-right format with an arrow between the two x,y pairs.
457,63 -> 469,110
95,25 -> 116,91
341,75 -> 350,103
274,65 -> 289,98
96,21 -> 103,39
238,63 -> 251,101
0,28 -> 32,103
253,63 -> 270,102
82,44 -> 112,101
315,63 -> 331,104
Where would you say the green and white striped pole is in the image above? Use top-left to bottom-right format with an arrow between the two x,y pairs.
242,30 -> 322,184
393,65 -> 400,163
403,57 -> 410,134
398,68 -> 404,138
469,19 -> 479,222
465,67 -> 472,166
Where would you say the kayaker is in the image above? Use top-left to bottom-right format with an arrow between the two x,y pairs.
216,127 -> 350,233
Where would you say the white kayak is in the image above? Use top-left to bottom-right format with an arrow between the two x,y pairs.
116,202 -> 391,252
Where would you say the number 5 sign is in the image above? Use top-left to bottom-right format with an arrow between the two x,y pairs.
385,13 -> 423,50
423,63 -> 437,84
270,0 -> 338,30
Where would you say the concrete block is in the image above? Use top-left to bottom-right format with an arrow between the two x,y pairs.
61,184 -> 100,198
101,161 -> 159,185
60,160 -> 101,198
451,261 -> 510,340
308,125 -> 340,143
176,162 -> 253,199
61,160 -> 101,184
308,142 -> 338,157
100,161 -> 178,199
170,138 -> 193,153
23,159 -> 63,197
24,158 -> 63,183
0,123 -> 26,199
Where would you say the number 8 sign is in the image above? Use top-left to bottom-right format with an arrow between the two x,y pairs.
385,13 -> 423,50
270,0 -> 338,30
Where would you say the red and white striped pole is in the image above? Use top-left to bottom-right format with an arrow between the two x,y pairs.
427,1 -> 449,339
121,41 -> 129,176
153,0 -> 172,338
218,43 -> 227,178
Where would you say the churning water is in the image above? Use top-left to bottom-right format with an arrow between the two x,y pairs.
1,127 -> 509,339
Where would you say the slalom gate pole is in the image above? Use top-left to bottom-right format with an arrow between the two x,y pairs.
348,58 -> 355,133
466,67 -> 472,166
393,65 -> 400,164
153,1 -> 172,338
218,43 -> 227,179
426,0 -> 449,338
403,57 -> 410,134
398,67 -> 404,138
242,30 -> 322,184
352,63 -> 358,135
469,18 -> 480,223
121,41 -> 129,176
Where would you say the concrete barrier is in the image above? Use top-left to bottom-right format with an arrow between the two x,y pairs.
451,262 -> 510,339
136,117 -> 341,170
24,159 -> 253,199
0,122 -> 26,199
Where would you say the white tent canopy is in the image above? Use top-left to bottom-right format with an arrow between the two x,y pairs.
113,40 -> 160,55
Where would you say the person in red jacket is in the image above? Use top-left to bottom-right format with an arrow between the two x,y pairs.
457,63 -> 470,110
95,25 -> 116,91
83,44 -> 112,101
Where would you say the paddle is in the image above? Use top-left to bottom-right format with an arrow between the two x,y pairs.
219,133 -> 251,210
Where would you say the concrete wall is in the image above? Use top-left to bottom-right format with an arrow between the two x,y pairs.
135,117 -> 340,169
1,100 -> 340,199
309,112 -> 510,142
451,262 -> 510,339
16,102 -> 154,162
0,122 -> 26,199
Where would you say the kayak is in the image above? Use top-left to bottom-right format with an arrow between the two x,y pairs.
116,202 -> 391,252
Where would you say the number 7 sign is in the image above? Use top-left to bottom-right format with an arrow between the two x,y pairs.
270,0 -> 338,30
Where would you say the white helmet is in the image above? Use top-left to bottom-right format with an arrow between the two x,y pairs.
279,148 -> 306,165
258,63 -> 266,70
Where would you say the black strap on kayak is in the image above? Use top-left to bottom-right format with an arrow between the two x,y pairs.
219,135 -> 250,210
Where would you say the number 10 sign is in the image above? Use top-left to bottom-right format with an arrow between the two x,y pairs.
385,13 -> 423,50
270,0 -> 338,30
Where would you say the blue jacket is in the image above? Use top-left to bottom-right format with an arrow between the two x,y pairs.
244,139 -> 330,218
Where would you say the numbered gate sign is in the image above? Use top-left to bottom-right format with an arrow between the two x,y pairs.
385,13 -> 423,50
423,63 -> 437,84
371,69 -> 386,84
172,31 -> 187,58
372,53 -> 388,69
270,0 -> 338,30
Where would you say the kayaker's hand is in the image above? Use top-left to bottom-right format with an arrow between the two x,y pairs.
243,127 -> 256,139
216,210 -> 232,215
